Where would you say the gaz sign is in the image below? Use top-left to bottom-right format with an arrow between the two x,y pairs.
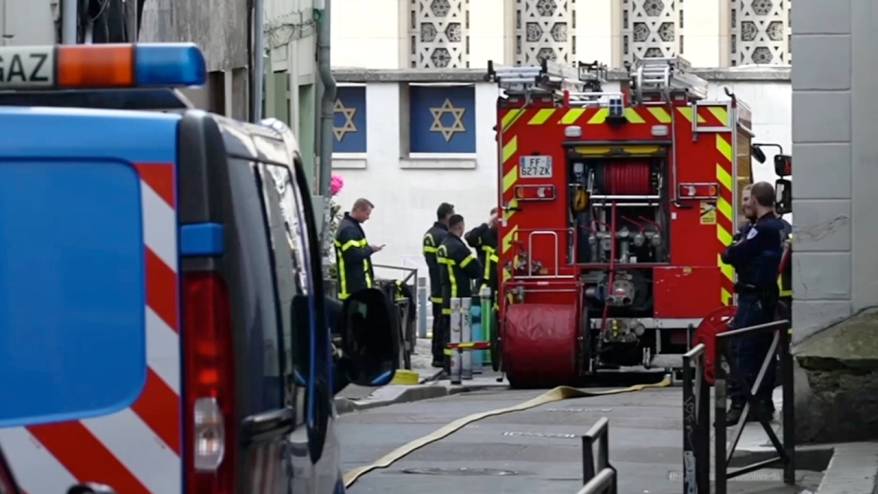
0,46 -> 54,88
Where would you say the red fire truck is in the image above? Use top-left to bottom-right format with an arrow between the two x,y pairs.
487,57 -> 759,387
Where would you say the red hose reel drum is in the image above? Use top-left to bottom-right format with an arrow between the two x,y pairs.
693,306 -> 737,385
598,160 -> 653,195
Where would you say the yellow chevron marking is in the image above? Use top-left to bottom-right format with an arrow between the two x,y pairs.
504,199 -> 518,221
503,167 -> 518,194
560,108 -> 586,124
717,196 -> 733,222
503,225 -> 519,255
716,134 -> 732,163
716,163 -> 733,191
722,288 -> 733,306
624,108 -> 646,124
677,107 -> 707,124
588,108 -> 609,124
709,107 -> 729,126
717,225 -> 733,247
648,107 -> 672,123
502,109 -> 524,131
528,109 -> 556,125
503,136 -> 518,164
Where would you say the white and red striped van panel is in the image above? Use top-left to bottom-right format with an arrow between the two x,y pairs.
0,163 -> 182,494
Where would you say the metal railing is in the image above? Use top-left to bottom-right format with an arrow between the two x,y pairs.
682,319 -> 795,493
579,417 -> 617,494
683,343 -> 710,491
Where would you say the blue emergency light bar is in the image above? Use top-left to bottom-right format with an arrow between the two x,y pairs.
0,43 -> 206,90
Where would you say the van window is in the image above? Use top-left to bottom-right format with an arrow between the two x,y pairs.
227,160 -> 285,412
257,162 -> 312,403
0,160 -> 145,426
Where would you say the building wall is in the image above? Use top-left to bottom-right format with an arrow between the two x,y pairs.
331,82 -> 500,276
792,0 -> 878,342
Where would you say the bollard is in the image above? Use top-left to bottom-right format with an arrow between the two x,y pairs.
470,302 -> 483,371
461,298 -> 473,380
449,297 -> 462,385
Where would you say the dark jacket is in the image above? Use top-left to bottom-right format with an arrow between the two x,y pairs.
438,234 -> 483,306
423,222 -> 450,304
334,213 -> 375,300
464,222 -> 499,292
722,213 -> 784,293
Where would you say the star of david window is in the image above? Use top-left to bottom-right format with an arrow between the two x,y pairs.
410,0 -> 470,69
515,0 -> 575,66
730,0 -> 791,66
622,0 -> 680,64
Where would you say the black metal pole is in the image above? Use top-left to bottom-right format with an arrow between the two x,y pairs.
781,323 -> 796,484
683,353 -> 696,492
698,354 -> 711,491
582,436 -> 595,484
715,338 -> 728,494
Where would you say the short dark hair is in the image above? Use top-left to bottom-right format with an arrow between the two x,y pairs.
352,198 -> 374,212
750,181 -> 775,208
437,202 -> 455,220
490,207 -> 498,215
449,214 -> 464,229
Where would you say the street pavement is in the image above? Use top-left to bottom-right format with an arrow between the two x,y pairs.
338,377 -> 822,494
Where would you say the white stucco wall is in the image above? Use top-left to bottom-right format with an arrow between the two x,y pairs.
331,82 -> 500,280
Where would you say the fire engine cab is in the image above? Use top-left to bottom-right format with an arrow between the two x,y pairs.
488,57 -> 757,387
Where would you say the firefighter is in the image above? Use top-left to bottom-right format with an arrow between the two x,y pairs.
437,214 -> 483,367
464,207 -> 499,294
721,182 -> 784,425
334,198 -> 384,301
423,202 -> 455,367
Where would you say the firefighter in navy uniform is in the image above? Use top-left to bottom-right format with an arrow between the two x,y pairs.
721,182 -> 785,425
437,214 -> 483,367
464,207 -> 500,295
334,198 -> 383,301
423,202 -> 455,367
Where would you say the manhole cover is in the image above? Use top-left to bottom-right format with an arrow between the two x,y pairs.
402,467 -> 518,476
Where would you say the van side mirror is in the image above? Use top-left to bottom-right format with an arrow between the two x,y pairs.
776,178 -> 792,215
337,288 -> 398,387
774,154 -> 792,177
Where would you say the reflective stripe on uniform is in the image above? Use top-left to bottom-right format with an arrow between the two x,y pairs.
442,308 -> 452,315
482,245 -> 497,280
431,297 -> 443,304
424,246 -> 438,254
460,254 -> 477,269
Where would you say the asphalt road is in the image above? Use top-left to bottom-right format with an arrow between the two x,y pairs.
338,379 -> 822,494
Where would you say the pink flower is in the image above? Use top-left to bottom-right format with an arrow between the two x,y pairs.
330,176 -> 344,196
330,175 -> 344,196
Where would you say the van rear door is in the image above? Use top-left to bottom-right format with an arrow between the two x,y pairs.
0,108 -> 184,494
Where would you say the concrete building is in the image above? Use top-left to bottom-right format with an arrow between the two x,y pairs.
329,0 -> 793,290
792,0 -> 878,443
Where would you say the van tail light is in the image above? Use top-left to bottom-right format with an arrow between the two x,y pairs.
183,272 -> 236,494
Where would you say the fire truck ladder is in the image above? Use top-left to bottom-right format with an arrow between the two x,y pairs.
486,60 -> 608,99
631,57 -> 708,104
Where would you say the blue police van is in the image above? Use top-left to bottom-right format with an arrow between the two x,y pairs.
0,43 -> 396,494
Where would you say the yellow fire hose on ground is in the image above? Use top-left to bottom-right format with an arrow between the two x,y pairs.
343,375 -> 672,489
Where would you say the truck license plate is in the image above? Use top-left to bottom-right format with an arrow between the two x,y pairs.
519,155 -> 552,178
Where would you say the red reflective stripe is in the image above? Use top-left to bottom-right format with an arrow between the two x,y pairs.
135,163 -> 175,208
131,369 -> 181,455
146,248 -> 179,331
27,422 -> 150,494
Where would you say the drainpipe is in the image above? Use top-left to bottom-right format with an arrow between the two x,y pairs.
316,0 -> 336,242
251,0 -> 265,122
62,0 -> 77,43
